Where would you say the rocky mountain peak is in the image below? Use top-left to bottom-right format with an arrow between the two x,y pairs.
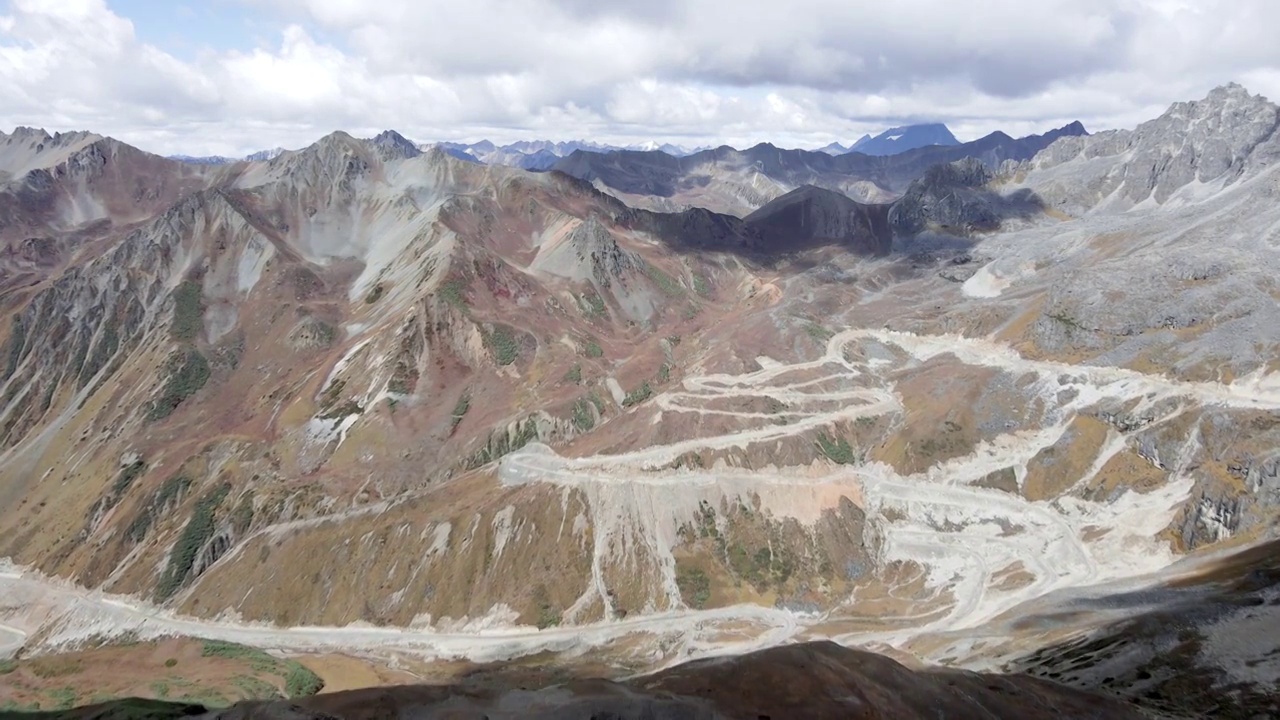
1025,83 -> 1280,208
370,129 -> 422,161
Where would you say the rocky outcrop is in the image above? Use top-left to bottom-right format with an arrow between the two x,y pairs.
1025,83 -> 1280,210
368,130 -> 422,162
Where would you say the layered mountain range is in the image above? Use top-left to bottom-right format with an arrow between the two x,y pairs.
2,83 -> 1279,717
552,121 -> 1088,215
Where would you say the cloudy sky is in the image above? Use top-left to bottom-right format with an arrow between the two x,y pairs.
1,0 -> 1278,156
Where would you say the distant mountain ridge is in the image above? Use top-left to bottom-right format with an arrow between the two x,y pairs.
850,123 -> 960,155
550,121 -> 1089,215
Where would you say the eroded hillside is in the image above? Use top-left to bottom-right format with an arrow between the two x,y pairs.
1,86 -> 1279,712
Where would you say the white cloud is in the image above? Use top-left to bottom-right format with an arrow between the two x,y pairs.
0,0 -> 1278,155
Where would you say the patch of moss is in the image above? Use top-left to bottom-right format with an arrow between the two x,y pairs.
283,661 -> 324,698
48,686 -> 80,710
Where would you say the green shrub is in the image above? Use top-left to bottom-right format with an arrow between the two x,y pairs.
0,659 -> 16,674
587,392 -> 606,414
622,381 -> 653,407
164,658 -> 178,668
364,284 -> 385,304
583,338 -> 603,358
464,417 -> 540,469
171,280 -> 203,342
202,640 -> 279,675
816,433 -> 859,465
49,686 -> 78,710
643,261 -> 684,296
580,291 -> 607,318
804,322 -> 833,343
536,602 -> 560,629
318,399 -> 363,420
231,493 -> 255,536
3,314 -> 25,382
438,278 -> 469,308
283,661 -> 324,698
484,325 -> 520,366
571,398 -> 595,432
692,273 -> 712,297
110,459 -> 147,497
562,364 -> 582,385
155,484 -> 231,601
656,363 -> 671,383
155,475 -> 192,508
231,674 -> 281,700
449,391 -> 470,433
676,568 -> 712,609
148,349 -> 211,421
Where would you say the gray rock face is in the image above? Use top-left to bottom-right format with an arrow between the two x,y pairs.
1026,84 -> 1280,209
568,215 -> 638,287
889,158 -> 998,235
368,130 -> 422,162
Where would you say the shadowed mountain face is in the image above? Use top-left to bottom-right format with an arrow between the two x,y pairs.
551,121 -> 1087,215
38,642 -> 1143,720
743,186 -> 893,256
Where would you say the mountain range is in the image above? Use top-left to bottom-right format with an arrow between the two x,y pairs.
2,83 -> 1280,718
550,120 -> 1088,215
165,122 -> 982,175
